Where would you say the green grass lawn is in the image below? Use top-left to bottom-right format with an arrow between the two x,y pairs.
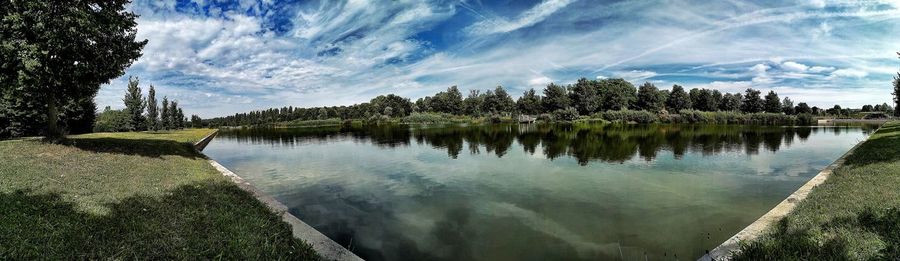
0,129 -> 319,260
734,121 -> 900,260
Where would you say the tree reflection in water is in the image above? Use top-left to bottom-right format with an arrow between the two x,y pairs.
218,123 -> 878,166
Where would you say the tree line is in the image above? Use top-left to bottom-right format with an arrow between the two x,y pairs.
207,77 -> 894,127
94,77 -> 201,132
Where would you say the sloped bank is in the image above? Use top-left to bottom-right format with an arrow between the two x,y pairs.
193,130 -> 362,261
701,121 -> 899,260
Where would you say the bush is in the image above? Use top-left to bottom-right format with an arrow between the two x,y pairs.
279,118 -> 343,128
552,108 -> 579,122
597,110 -> 658,124
93,109 -> 131,132
591,109 -> 813,126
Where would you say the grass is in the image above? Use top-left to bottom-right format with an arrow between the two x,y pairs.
0,129 -> 319,260
733,121 -> 900,260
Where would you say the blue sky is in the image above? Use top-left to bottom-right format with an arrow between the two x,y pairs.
96,0 -> 900,117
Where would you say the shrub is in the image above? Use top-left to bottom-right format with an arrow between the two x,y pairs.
597,110 -> 659,124
93,109 -> 131,132
552,108 -> 579,122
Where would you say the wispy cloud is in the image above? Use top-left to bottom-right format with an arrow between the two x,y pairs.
97,0 -> 900,117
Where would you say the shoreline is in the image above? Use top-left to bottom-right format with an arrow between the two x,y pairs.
192,132 -> 361,261
698,123 -> 879,260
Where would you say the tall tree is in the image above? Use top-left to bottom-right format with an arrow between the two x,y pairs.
597,78 -> 636,111
191,115 -> 202,128
516,89 -> 542,115
169,100 -> 179,129
782,97 -> 795,115
635,82 -> 665,112
369,94 -> 413,118
720,93 -> 742,111
146,85 -> 159,130
570,78 -> 599,114
666,85 -> 691,113
462,90 -> 484,116
430,86 -> 464,115
894,71 -> 900,116
122,76 -> 145,131
763,90 -> 781,113
542,83 -> 570,112
795,102 -> 812,114
0,1 -> 146,139
160,96 -> 170,130
741,88 -> 764,113
481,86 -> 515,115
176,107 -> 185,129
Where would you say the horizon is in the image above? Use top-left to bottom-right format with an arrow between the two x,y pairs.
96,0 -> 900,118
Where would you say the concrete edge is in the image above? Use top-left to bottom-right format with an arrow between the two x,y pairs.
193,129 -> 220,151
194,130 -> 363,261
699,127 -> 875,261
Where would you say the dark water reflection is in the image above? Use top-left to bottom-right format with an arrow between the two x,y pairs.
219,123 -> 876,165
204,123 -> 876,260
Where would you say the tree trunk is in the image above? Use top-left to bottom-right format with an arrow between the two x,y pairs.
45,97 -> 63,141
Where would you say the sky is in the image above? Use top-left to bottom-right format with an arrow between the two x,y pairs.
96,0 -> 900,118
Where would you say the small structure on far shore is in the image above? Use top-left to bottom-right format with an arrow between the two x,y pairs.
518,115 -> 536,123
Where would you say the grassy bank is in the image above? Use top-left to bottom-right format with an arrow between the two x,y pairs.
733,121 -> 900,260
0,129 -> 318,260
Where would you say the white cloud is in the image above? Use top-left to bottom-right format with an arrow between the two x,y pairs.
614,70 -> 657,82
809,66 -> 836,73
528,76 -> 553,87
829,68 -> 868,78
750,63 -> 770,74
781,61 -> 809,72
466,0 -> 576,35
96,0 -> 900,117
809,0 -> 827,9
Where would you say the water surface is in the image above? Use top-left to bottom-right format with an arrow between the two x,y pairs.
204,123 -> 874,260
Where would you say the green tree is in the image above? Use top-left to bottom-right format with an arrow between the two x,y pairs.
369,94 -> 412,118
689,88 -> 720,111
795,102 -> 812,114
542,83 -> 570,112
597,78 -> 636,111
516,88 -> 542,115
782,97 -> 795,115
741,88 -> 764,113
62,95 -> 96,134
430,86 -> 464,115
0,0 -> 146,139
570,78 -> 599,115
720,93 -> 742,111
764,90 -> 781,113
894,71 -> 900,116
191,115 -> 202,128
93,106 -> 131,132
317,108 -> 328,120
122,76 -> 146,131
861,104 -> 873,112
146,85 -> 159,130
160,97 -> 170,130
635,82 -> 665,112
176,107 -> 185,129
169,100 -> 179,129
481,86 -> 515,115
666,85 -> 691,113
462,90 -> 484,116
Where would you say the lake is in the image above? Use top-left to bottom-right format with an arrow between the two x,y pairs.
203,123 -> 875,260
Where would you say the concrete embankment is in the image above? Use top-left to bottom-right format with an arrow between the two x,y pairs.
698,128 -> 873,261
193,130 -> 362,261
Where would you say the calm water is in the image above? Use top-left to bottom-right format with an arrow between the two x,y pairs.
203,123 -> 875,260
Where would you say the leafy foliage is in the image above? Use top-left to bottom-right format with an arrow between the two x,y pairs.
0,0 -> 146,138
666,85 -> 692,113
